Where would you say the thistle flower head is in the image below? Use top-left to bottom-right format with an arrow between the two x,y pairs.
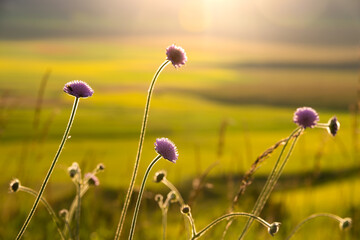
339,218 -> 352,230
293,107 -> 319,129
166,44 -> 187,68
327,116 -> 340,136
85,173 -> 100,186
67,162 -> 79,178
154,138 -> 179,163
9,179 -> 20,192
154,170 -> 167,183
268,222 -> 281,236
63,80 -> 94,98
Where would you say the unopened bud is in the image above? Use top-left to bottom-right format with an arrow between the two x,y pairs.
181,205 -> 191,215
9,179 -> 20,192
339,218 -> 352,230
268,222 -> 281,236
154,170 -> 166,183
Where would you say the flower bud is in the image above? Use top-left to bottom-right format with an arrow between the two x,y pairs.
181,205 -> 191,215
68,162 -> 79,178
154,194 -> 163,203
59,209 -> 68,219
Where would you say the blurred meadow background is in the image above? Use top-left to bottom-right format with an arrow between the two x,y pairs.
1,0 -> 360,239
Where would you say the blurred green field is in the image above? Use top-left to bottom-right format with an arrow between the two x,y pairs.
0,37 -> 359,239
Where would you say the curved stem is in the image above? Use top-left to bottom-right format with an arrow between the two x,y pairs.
193,213 -> 271,240
162,178 -> 185,206
161,208 -> 168,240
16,97 -> 79,240
18,186 -> 66,240
128,155 -> 162,240
239,127 -> 302,240
115,60 -> 170,240
285,213 -> 345,240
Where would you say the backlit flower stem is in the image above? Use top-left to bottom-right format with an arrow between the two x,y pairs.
191,213 -> 272,240
128,154 -> 162,240
239,127 -> 302,240
75,171 -> 82,240
16,97 -> 79,240
18,186 -> 66,240
285,213 -> 349,240
115,60 -> 170,240
162,178 -> 185,206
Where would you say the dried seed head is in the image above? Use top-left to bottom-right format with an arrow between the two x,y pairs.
154,170 -> 167,183
339,218 -> 352,230
9,179 -> 20,192
268,222 -> 281,236
181,205 -> 191,214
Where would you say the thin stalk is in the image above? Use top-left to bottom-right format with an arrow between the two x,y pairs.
75,171 -> 82,240
192,213 -> 271,240
18,186 -> 66,240
239,127 -> 302,240
161,208 -> 168,240
16,97 -> 79,240
115,60 -> 170,240
128,155 -> 162,240
162,178 -> 185,206
285,213 -> 345,240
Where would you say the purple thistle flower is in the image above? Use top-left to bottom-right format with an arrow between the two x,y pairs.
63,80 -> 94,98
85,173 -> 100,186
293,107 -> 319,129
154,138 -> 179,163
327,116 -> 340,136
166,44 -> 187,68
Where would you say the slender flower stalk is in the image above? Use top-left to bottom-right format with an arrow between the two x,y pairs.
239,127 -> 303,239
16,97 -> 80,240
180,205 -> 279,240
114,60 -> 170,239
161,178 -> 185,206
285,213 -> 351,240
75,169 -> 82,240
10,179 -> 65,240
128,154 -> 162,240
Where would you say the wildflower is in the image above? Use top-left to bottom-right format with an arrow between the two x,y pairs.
10,179 -> 20,192
339,218 -> 352,230
63,80 -> 94,98
327,116 -> 340,136
268,222 -> 281,236
67,162 -> 79,178
154,170 -> 167,183
85,173 -> 100,186
155,138 -> 179,163
166,44 -> 187,68
293,107 -> 319,128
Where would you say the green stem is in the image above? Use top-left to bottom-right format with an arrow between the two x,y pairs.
16,97 -> 79,240
285,213 -> 345,240
239,127 -> 302,240
18,186 -> 66,240
161,208 -> 168,240
128,155 -> 162,240
114,60 -> 170,240
192,213 -> 271,240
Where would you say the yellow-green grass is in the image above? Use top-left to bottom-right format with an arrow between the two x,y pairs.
0,37 -> 358,239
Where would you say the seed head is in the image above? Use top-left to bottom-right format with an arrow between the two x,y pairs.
327,116 -> 340,136
85,173 -> 100,186
166,44 -> 187,68
268,222 -> 281,236
293,107 -> 319,129
63,80 -> 94,98
339,218 -> 352,230
9,179 -> 20,192
181,205 -> 191,214
154,138 -> 179,163
68,162 -> 79,178
154,170 -> 167,183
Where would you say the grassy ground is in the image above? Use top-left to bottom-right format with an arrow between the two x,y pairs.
0,37 -> 359,239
